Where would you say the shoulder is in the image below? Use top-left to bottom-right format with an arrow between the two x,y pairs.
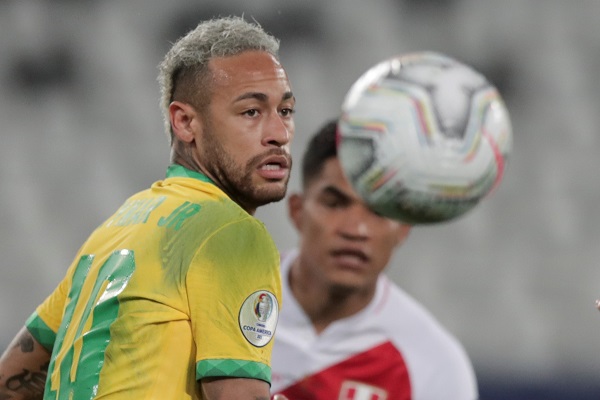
196,212 -> 276,264
379,278 -> 464,354
377,277 -> 448,334
378,277 -> 477,398
148,182 -> 278,272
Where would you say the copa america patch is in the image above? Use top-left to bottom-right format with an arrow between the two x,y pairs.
238,290 -> 279,347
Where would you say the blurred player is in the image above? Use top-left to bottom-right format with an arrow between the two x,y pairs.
270,119 -> 478,400
0,16 -> 295,400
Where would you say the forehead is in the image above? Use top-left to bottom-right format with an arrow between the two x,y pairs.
209,51 -> 290,91
307,158 -> 358,198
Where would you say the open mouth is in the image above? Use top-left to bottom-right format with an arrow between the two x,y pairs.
257,155 -> 290,180
330,248 -> 369,263
260,163 -> 285,171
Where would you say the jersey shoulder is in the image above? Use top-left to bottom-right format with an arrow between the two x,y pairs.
378,277 -> 478,398
378,278 -> 465,354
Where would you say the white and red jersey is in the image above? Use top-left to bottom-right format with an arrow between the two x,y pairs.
271,250 -> 478,400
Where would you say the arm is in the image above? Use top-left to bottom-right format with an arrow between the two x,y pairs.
0,326 -> 51,400
189,221 -> 283,399
200,377 -> 271,400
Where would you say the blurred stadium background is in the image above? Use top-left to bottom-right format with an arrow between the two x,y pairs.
1,1 -> 599,398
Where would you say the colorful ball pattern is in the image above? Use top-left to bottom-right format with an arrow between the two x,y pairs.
338,51 -> 512,224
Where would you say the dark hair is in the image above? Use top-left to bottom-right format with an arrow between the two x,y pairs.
301,118 -> 339,188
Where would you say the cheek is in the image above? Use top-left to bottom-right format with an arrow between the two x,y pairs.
214,131 -> 253,166
300,211 -> 333,242
370,249 -> 395,274
372,232 -> 402,264
298,222 -> 327,264
302,218 -> 326,239
286,121 -> 296,141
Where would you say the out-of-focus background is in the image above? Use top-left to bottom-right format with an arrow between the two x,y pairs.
1,1 -> 599,398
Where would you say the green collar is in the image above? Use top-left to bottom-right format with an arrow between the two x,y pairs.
166,164 -> 214,184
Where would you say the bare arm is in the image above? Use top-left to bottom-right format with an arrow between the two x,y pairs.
0,327 -> 51,400
200,377 -> 272,400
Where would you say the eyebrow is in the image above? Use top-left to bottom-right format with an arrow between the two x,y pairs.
234,91 -> 295,103
321,185 -> 351,201
282,91 -> 294,101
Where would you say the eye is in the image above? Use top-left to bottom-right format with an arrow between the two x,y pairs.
280,107 -> 295,117
321,195 -> 348,209
323,198 -> 341,208
243,109 -> 259,117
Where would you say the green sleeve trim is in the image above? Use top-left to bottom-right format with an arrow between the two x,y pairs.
25,313 -> 56,352
196,359 -> 271,383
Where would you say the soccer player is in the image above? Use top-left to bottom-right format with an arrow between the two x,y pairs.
270,120 -> 478,400
0,16 -> 295,400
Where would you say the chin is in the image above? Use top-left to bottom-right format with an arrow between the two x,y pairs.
327,281 -> 368,297
328,274 -> 370,292
253,184 -> 288,205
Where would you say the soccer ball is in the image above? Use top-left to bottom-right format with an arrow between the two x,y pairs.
337,51 -> 512,224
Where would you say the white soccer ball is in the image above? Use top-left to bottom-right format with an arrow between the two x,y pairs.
338,51 -> 512,224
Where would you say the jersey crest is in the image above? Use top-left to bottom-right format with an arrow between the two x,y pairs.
339,381 -> 388,400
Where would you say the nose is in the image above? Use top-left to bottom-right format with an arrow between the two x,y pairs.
338,206 -> 371,240
262,112 -> 292,147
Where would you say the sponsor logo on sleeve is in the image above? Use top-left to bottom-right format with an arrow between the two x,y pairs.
239,290 -> 279,347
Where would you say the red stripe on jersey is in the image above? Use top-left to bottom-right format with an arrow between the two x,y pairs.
279,341 -> 411,400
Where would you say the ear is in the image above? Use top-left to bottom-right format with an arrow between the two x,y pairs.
169,101 -> 201,143
287,193 -> 304,232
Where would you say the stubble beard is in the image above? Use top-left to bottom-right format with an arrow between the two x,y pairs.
202,129 -> 291,210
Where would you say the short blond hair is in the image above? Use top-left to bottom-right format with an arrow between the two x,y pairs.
157,16 -> 280,140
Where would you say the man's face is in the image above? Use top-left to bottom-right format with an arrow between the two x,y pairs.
197,51 -> 295,212
289,158 -> 411,292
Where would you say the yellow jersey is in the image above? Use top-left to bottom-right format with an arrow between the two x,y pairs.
26,165 -> 282,399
